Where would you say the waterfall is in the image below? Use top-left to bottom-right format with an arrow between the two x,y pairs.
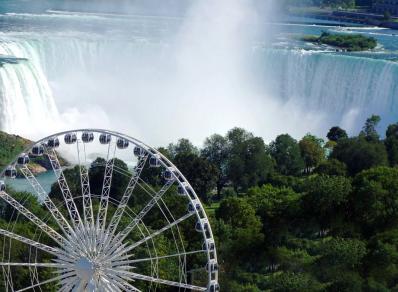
0,38 -> 59,137
1,32 -> 398,141
252,48 -> 398,132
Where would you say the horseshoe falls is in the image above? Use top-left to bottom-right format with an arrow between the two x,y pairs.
1,9 -> 398,143
253,49 -> 398,131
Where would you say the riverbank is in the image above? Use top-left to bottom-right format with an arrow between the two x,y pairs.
287,7 -> 398,30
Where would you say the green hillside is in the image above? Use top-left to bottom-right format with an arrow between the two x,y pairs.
0,131 -> 30,170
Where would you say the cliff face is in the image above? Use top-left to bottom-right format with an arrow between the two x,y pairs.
0,131 -> 31,170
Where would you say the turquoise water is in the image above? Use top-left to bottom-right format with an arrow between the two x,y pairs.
6,170 -> 56,194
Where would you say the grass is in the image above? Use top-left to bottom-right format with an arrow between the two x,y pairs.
205,202 -> 220,218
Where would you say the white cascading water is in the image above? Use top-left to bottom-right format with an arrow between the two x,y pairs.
0,38 -> 59,137
2,34 -> 398,140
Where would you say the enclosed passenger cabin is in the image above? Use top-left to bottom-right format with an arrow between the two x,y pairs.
47,137 -> 60,148
31,145 -> 44,156
163,168 -> 176,181
0,181 -> 5,192
195,219 -> 209,233
64,133 -> 77,144
99,134 -> 111,144
149,155 -> 161,168
17,153 -> 30,165
116,138 -> 129,149
82,132 -> 94,143
206,260 -> 219,273
203,240 -> 215,252
188,201 -> 201,213
5,167 -> 17,179
133,146 -> 146,157
208,281 -> 220,292
178,183 -> 188,196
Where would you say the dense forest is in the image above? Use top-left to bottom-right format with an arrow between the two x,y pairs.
157,115 -> 398,291
1,114 -> 398,291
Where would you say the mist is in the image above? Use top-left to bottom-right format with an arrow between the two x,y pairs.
1,0 -> 349,146
38,0 -> 324,146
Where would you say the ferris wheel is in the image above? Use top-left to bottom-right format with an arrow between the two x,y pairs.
0,129 -> 219,292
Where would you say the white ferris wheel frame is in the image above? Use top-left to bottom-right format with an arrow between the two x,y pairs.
0,129 -> 219,292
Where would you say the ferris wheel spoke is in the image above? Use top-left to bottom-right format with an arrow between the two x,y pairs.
101,274 -> 131,292
0,191 -> 66,246
136,176 -> 188,283
2,266 -> 14,291
97,143 -> 117,232
60,277 -> 79,292
107,212 -> 194,262
45,148 -> 82,228
0,262 -> 67,268
100,278 -> 122,292
129,211 -> 194,251
18,166 -> 75,240
15,272 -> 70,292
110,179 -> 175,248
108,270 -> 206,291
0,228 -> 59,255
114,249 -> 206,266
106,154 -> 148,242
77,140 -> 94,227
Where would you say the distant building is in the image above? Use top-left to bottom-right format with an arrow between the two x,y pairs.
373,0 -> 398,16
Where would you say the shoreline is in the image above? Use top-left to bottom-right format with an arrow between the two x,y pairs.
288,10 -> 398,30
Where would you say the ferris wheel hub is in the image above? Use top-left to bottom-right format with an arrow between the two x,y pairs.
74,257 -> 96,282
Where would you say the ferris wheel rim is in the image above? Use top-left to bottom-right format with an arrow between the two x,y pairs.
0,129 -> 219,292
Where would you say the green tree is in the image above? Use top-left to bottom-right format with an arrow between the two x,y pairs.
385,123 -> 398,166
247,184 -> 301,244
89,157 -> 130,201
201,134 -> 229,196
315,238 -> 366,291
299,134 -> 325,173
327,126 -> 348,142
174,152 -> 218,203
227,136 -> 274,193
366,228 -> 398,289
226,127 -> 254,147
215,197 -> 264,274
352,167 -> 398,235
168,138 -> 198,158
331,137 -> 388,175
360,115 -> 381,142
270,134 -> 304,176
314,159 -> 347,176
302,175 -> 352,229
264,272 -> 325,292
